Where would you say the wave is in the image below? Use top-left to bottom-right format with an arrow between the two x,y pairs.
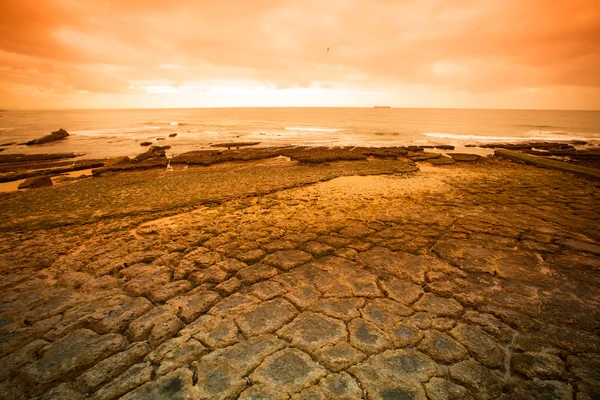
373,131 -> 400,136
515,124 -> 563,130
71,126 -> 162,137
284,126 -> 344,132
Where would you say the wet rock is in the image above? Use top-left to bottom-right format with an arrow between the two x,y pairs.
18,175 -> 53,189
424,377 -> 474,400
139,142 -> 152,146
250,348 -> 327,395
20,329 -> 127,396
235,298 -> 298,337
450,323 -> 505,369
348,317 -> 393,354
90,362 -> 153,400
512,379 -> 573,400
278,312 -> 347,353
314,341 -> 366,372
263,250 -> 314,271
26,128 -> 69,145
413,293 -> 463,317
417,330 -> 469,364
448,359 -> 507,399
511,352 -> 568,380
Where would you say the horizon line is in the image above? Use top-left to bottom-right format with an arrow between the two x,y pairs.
2,106 -> 600,112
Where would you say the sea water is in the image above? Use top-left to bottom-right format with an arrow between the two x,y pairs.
1,108 -> 599,159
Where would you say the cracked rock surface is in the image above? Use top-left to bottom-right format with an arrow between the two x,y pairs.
0,157 -> 599,399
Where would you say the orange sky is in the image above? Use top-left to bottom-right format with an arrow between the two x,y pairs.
1,0 -> 599,109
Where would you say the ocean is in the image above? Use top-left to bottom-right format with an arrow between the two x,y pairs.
1,108 -> 599,159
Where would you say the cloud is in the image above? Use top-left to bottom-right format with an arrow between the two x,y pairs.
0,0 -> 599,108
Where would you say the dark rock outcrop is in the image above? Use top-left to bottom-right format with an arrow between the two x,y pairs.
211,142 -> 261,149
450,153 -> 481,162
140,142 -> 152,146
93,146 -> 170,176
18,176 -> 53,189
26,129 -> 70,145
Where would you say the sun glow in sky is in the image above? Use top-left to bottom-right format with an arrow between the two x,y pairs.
1,0 -> 599,110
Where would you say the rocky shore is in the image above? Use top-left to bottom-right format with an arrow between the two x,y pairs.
0,148 -> 599,399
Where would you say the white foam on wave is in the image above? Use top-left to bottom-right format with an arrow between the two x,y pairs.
170,122 -> 179,126
71,126 -> 163,137
284,126 -> 344,132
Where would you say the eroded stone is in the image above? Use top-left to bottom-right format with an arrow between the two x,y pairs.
450,323 -> 505,369
20,329 -> 127,396
250,348 -> 327,395
348,317 -> 393,354
278,312 -> 347,353
417,330 -> 469,364
235,298 -> 298,337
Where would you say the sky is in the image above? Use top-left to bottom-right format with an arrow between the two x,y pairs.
1,0 -> 599,110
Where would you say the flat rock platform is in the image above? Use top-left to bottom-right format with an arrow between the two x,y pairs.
0,155 -> 599,399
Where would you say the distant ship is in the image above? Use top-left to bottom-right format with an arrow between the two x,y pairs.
374,106 -> 391,108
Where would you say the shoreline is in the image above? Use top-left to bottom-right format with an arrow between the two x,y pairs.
1,141 -> 598,192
